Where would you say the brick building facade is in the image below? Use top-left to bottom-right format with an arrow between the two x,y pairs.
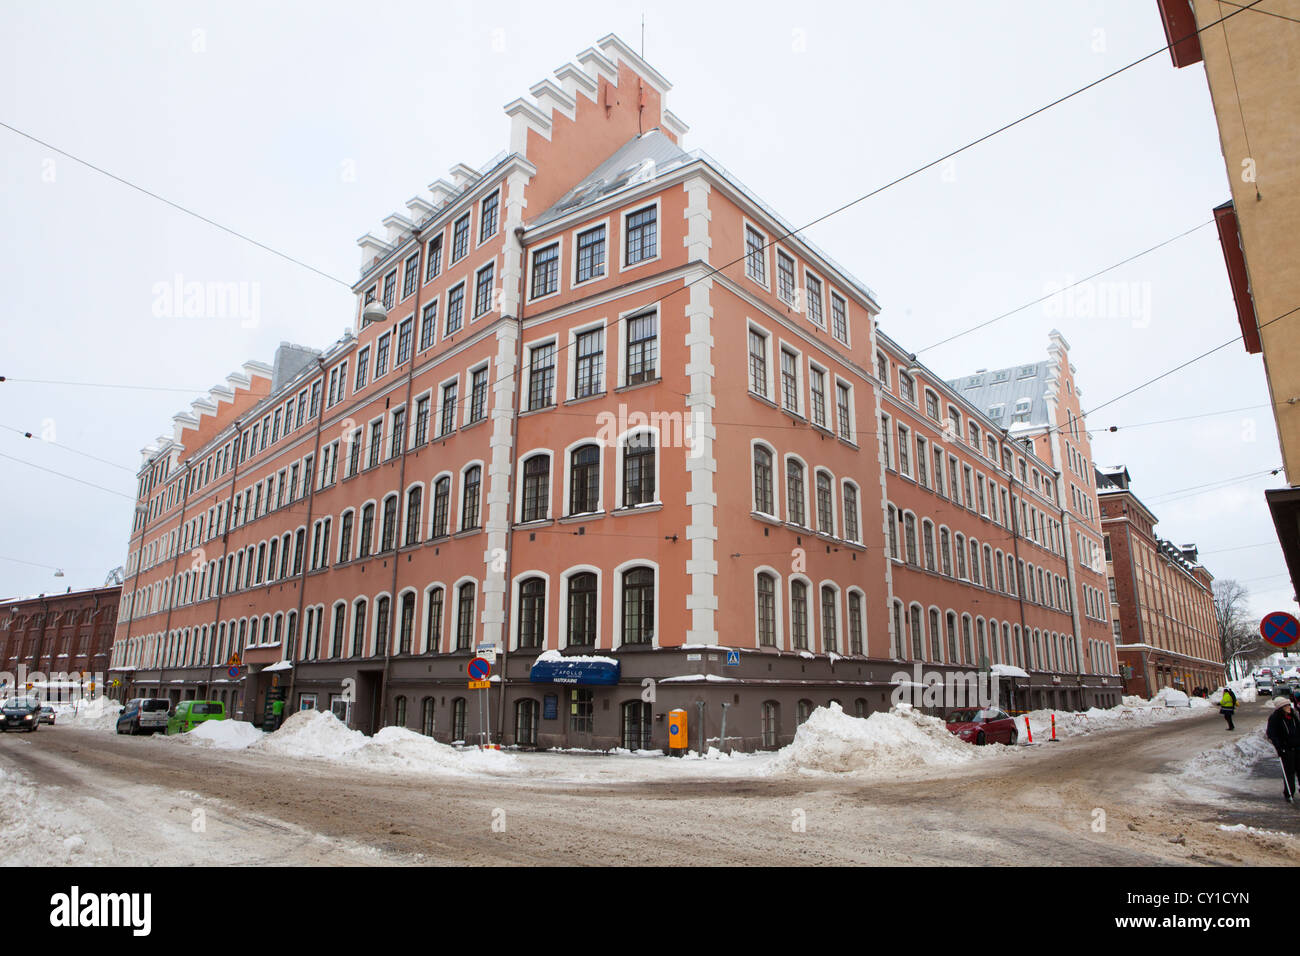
109,34 -> 1121,751
0,585 -> 121,695
1098,465 -> 1223,696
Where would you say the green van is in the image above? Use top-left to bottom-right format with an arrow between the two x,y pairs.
166,700 -> 226,735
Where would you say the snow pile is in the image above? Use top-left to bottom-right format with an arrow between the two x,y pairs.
1218,824 -> 1291,838
252,709 -> 516,776
767,702 -> 987,776
1152,687 -> 1191,708
176,720 -> 264,750
1179,729 -> 1274,779
1227,679 -> 1258,704
56,697 -> 121,732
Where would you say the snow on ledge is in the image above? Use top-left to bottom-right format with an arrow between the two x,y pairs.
533,649 -> 618,666
991,664 -> 1029,678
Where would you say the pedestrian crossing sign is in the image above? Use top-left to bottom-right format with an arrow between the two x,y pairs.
726,650 -> 740,666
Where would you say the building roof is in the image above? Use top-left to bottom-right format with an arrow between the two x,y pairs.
945,360 -> 1053,431
532,129 -> 692,227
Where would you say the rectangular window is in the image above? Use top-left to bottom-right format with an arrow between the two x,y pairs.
780,349 -> 799,413
395,318 -> 412,367
451,214 -> 470,262
898,424 -> 911,476
440,382 -> 458,436
355,348 -> 370,390
836,383 -> 852,441
575,329 -> 603,398
419,301 -> 437,351
776,251 -> 796,304
625,205 -> 657,265
473,263 -> 495,317
748,329 -> 768,398
402,252 -> 420,300
626,312 -> 657,385
531,243 -> 559,298
390,408 -> 406,460
830,293 -> 848,343
382,270 -> 397,309
528,342 -> 556,410
374,333 -> 390,378
809,367 -> 826,427
425,235 -> 443,280
745,226 -> 766,284
445,284 -> 464,336
414,396 -> 430,447
479,191 -> 499,241
576,225 -> 606,283
469,366 -> 489,423
368,421 -> 382,469
805,273 -> 823,326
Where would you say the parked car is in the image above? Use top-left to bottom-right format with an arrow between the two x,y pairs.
115,698 -> 171,735
38,705 -> 56,725
946,707 -> 1019,745
0,697 -> 43,733
166,700 -> 226,735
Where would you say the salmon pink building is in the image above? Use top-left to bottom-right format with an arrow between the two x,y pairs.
110,35 -> 1121,751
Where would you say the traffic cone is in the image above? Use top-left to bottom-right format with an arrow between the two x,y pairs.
1024,715 -> 1033,744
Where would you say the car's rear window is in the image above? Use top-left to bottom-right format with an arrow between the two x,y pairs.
5,698 -> 39,709
948,709 -> 979,723
141,699 -> 170,712
192,703 -> 223,715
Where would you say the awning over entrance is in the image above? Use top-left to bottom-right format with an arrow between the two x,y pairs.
529,652 -> 620,686
1266,487 -> 1300,604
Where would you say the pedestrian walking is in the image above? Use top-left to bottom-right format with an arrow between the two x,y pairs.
1266,696 -> 1300,804
1219,685 -> 1238,731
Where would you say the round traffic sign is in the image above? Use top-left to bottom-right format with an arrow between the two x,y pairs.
1260,611 -> 1300,648
467,656 -> 492,680
228,666 -> 240,679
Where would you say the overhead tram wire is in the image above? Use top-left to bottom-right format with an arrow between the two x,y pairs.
0,451 -> 135,500
0,120 -> 351,289
0,423 -> 137,473
1,376 -> 213,394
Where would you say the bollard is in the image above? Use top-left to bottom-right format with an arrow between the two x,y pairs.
1049,713 -> 1059,742
1024,715 -> 1033,744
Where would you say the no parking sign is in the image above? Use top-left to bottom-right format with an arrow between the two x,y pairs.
1260,611 -> 1300,648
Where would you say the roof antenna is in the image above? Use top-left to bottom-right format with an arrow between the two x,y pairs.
641,13 -> 645,57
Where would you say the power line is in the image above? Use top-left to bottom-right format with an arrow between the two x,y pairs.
0,451 -> 134,500
1200,541 -> 1278,555
0,120 -> 351,288
1,375 -> 209,395
916,220 -> 1215,354
0,424 -> 135,473
1101,403 -> 1269,432
1216,0 -> 1300,24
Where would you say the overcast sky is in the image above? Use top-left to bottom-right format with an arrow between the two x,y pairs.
0,0 -> 1292,622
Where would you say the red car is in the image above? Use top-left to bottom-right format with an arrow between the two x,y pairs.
945,707 -> 1018,746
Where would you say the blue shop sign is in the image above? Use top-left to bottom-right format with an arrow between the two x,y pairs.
530,657 -> 621,686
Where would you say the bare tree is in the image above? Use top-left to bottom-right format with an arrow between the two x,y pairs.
1215,579 -> 1264,679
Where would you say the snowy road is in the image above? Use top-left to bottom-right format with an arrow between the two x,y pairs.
0,701 -> 1295,866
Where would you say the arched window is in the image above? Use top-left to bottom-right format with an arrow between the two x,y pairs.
797,699 -> 814,725
969,539 -> 981,585
398,592 -> 416,654
790,580 -> 809,650
569,445 -> 600,514
909,604 -> 923,659
753,446 -> 774,515
521,455 -> 550,522
939,528 -> 952,575
922,520 -> 936,570
566,573 -> 597,646
787,460 -> 806,525
815,471 -> 833,534
946,611 -> 958,663
983,545 -> 994,589
515,699 -> 539,746
848,591 -> 864,655
456,582 -> 476,650
421,697 -> 436,737
962,615 -> 974,664
405,486 -> 423,546
955,533 -> 967,578
903,513 -> 918,565
351,600 -> 367,657
431,477 -> 451,537
331,603 -> 345,659
756,573 -> 777,647
461,466 -> 482,530
622,432 -> 656,507
381,495 -> 398,552
887,505 -> 899,558
518,577 -> 546,648
375,596 -> 391,655
337,511 -> 353,563
891,601 -> 903,658
359,504 -> 375,558
762,701 -> 780,749
452,698 -> 467,741
621,567 -> 654,644
425,586 -> 444,653
820,585 -> 838,653
394,695 -> 407,728
929,608 -> 941,661
842,482 -> 859,543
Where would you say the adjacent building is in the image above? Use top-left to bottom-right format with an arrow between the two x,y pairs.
1097,465 -> 1223,695
1154,0 -> 1300,603
0,585 -> 121,695
110,34 -> 1122,751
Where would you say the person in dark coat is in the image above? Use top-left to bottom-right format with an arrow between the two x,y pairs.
1219,685 -> 1238,731
1266,697 -> 1300,803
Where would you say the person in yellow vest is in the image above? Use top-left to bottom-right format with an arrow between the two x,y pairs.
1219,685 -> 1237,731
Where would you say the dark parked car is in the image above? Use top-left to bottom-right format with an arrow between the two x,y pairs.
115,697 -> 171,735
945,707 -> 1018,745
1,697 -> 43,733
